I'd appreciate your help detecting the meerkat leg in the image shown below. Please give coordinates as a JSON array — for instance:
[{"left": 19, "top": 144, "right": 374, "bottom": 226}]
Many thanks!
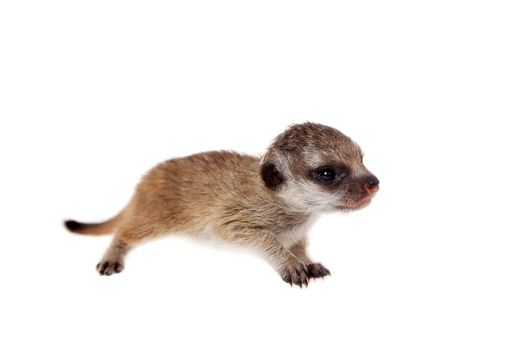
[
  {"left": 95, "top": 211, "right": 176, "bottom": 276},
  {"left": 288, "top": 239, "right": 313, "bottom": 264},
  {"left": 96, "top": 223, "right": 150, "bottom": 276},
  {"left": 221, "top": 229, "right": 310, "bottom": 287},
  {"left": 289, "top": 239, "right": 331, "bottom": 279},
  {"left": 96, "top": 237, "right": 130, "bottom": 275}
]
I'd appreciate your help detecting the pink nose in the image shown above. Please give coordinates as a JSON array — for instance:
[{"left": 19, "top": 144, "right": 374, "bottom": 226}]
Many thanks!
[{"left": 364, "top": 176, "right": 380, "bottom": 194}]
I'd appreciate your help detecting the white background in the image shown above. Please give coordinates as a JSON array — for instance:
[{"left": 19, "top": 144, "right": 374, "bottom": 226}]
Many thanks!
[{"left": 1, "top": 1, "right": 524, "bottom": 349}]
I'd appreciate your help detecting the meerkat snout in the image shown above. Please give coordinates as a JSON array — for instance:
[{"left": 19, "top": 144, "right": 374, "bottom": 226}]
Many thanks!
[{"left": 65, "top": 122, "right": 379, "bottom": 287}]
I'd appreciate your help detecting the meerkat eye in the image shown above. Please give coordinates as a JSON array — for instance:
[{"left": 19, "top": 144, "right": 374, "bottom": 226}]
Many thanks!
[{"left": 316, "top": 167, "right": 338, "bottom": 182}]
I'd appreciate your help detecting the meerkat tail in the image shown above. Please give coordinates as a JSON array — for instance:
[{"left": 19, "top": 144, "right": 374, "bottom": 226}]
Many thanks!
[{"left": 64, "top": 213, "right": 122, "bottom": 235}]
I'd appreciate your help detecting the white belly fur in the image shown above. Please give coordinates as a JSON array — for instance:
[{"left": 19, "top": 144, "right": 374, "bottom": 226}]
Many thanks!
[{"left": 181, "top": 215, "right": 319, "bottom": 250}]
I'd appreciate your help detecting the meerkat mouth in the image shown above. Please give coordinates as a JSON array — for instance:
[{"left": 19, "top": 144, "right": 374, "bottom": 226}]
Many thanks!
[{"left": 337, "top": 194, "right": 376, "bottom": 210}]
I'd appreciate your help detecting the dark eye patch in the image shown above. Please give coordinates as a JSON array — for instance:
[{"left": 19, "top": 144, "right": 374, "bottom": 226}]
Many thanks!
[
  {"left": 311, "top": 164, "right": 349, "bottom": 186},
  {"left": 317, "top": 167, "right": 337, "bottom": 181}
]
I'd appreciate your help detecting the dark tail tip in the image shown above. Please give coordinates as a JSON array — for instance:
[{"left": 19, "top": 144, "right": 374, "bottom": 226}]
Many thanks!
[{"left": 64, "top": 220, "right": 82, "bottom": 232}]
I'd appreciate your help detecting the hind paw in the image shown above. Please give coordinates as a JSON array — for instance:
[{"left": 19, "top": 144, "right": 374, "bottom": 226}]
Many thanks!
[{"left": 96, "top": 259, "right": 124, "bottom": 276}]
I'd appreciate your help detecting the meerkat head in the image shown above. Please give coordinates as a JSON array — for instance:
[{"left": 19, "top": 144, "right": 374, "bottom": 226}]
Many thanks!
[{"left": 260, "top": 122, "right": 379, "bottom": 212}]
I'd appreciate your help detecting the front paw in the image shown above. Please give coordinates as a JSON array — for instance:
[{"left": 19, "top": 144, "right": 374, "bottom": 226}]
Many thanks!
[
  {"left": 307, "top": 263, "right": 331, "bottom": 279},
  {"left": 279, "top": 258, "right": 309, "bottom": 288}
]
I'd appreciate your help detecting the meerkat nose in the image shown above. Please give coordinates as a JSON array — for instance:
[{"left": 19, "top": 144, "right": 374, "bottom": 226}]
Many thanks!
[{"left": 364, "top": 176, "right": 380, "bottom": 194}]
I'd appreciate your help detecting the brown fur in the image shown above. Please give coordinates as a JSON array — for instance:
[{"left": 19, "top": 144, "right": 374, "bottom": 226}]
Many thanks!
[{"left": 65, "top": 122, "right": 379, "bottom": 287}]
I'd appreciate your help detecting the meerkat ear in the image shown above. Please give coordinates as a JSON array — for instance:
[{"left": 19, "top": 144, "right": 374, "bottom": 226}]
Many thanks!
[{"left": 261, "top": 161, "right": 284, "bottom": 190}]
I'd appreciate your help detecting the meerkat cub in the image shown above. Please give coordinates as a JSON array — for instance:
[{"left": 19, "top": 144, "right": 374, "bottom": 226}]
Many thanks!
[{"left": 65, "top": 122, "right": 379, "bottom": 287}]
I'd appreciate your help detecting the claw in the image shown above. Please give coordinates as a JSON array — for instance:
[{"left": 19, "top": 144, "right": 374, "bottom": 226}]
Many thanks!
[{"left": 307, "top": 263, "right": 331, "bottom": 279}]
